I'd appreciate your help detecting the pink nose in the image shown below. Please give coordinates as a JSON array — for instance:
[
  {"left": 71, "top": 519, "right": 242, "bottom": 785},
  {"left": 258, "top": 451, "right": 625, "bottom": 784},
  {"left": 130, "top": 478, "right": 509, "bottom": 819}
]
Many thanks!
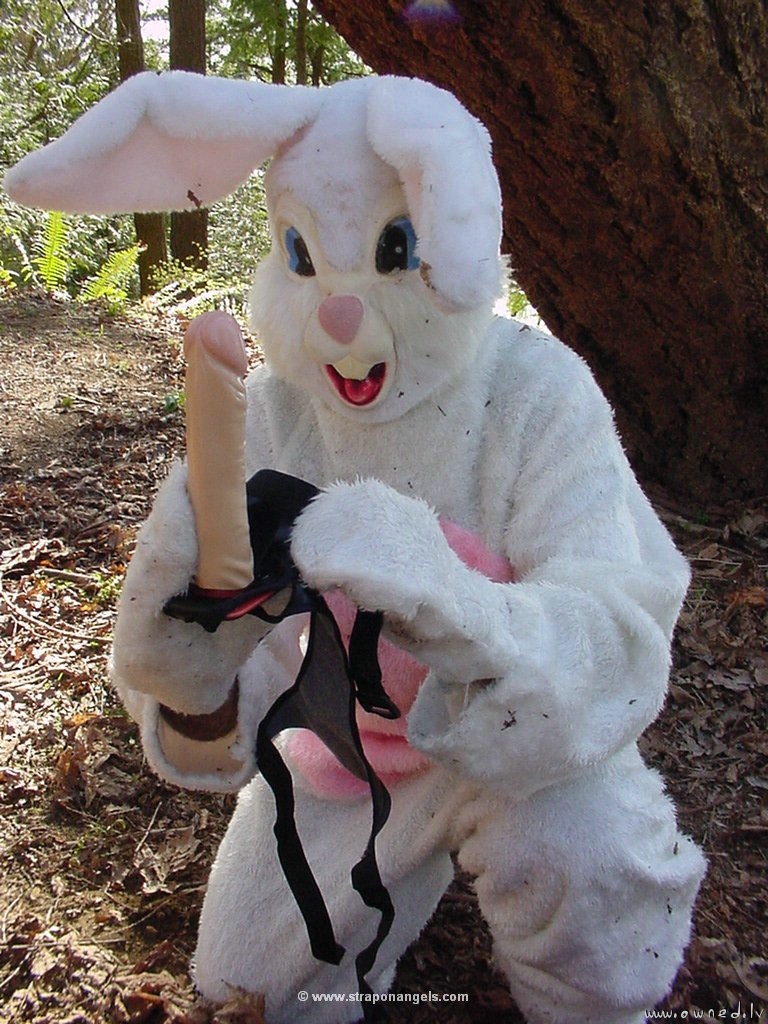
[{"left": 318, "top": 295, "right": 364, "bottom": 345}]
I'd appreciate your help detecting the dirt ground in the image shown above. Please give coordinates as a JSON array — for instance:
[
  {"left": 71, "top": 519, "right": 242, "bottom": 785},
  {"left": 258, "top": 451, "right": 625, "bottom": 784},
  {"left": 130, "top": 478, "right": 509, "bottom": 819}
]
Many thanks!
[{"left": 0, "top": 291, "right": 766, "bottom": 1023}]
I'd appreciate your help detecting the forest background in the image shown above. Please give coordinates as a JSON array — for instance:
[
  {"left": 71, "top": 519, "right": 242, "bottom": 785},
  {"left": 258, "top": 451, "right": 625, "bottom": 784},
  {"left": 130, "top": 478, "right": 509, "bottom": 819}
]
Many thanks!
[
  {"left": 0, "top": 0, "right": 371, "bottom": 310},
  {"left": 0, "top": 3, "right": 766, "bottom": 1023}
]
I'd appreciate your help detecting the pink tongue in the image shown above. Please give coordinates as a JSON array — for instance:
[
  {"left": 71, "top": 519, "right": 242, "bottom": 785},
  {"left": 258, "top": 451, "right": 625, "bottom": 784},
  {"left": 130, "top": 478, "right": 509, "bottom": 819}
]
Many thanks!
[
  {"left": 341, "top": 374, "right": 382, "bottom": 405},
  {"left": 331, "top": 363, "right": 385, "bottom": 406}
]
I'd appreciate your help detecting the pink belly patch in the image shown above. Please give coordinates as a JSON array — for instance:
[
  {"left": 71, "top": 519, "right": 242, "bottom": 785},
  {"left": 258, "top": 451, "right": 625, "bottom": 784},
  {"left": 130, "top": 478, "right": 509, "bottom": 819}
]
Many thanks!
[{"left": 284, "top": 518, "right": 514, "bottom": 799}]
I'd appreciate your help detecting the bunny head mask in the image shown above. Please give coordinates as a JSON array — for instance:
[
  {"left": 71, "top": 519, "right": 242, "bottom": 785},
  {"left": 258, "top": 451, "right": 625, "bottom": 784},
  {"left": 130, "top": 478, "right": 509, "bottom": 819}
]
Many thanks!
[{"left": 5, "top": 73, "right": 503, "bottom": 421}]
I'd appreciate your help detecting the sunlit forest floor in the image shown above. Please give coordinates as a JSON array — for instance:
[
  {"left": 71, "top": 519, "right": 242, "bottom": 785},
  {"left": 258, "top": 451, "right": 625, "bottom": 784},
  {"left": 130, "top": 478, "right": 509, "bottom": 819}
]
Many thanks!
[{"left": 1, "top": 292, "right": 765, "bottom": 1023}]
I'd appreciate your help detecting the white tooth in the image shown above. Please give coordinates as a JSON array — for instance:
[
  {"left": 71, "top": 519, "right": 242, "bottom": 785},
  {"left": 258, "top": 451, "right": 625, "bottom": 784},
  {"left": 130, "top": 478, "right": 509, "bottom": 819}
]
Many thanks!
[{"left": 333, "top": 355, "right": 374, "bottom": 380}]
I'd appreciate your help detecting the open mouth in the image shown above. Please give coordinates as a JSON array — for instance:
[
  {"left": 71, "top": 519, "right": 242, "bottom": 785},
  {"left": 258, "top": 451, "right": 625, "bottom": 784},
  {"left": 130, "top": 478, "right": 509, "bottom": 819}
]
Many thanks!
[{"left": 325, "top": 357, "right": 387, "bottom": 407}]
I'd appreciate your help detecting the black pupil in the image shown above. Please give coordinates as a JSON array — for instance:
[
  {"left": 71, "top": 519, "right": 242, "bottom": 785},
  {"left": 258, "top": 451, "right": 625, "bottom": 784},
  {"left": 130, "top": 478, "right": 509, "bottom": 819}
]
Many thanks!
[
  {"left": 376, "top": 225, "right": 409, "bottom": 274},
  {"left": 294, "top": 234, "right": 314, "bottom": 276}
]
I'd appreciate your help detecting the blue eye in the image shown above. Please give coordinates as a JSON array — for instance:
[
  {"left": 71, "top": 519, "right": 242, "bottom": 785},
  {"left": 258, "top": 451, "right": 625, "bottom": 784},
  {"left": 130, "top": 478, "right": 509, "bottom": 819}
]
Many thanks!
[
  {"left": 376, "top": 217, "right": 419, "bottom": 274},
  {"left": 285, "top": 227, "right": 315, "bottom": 277}
]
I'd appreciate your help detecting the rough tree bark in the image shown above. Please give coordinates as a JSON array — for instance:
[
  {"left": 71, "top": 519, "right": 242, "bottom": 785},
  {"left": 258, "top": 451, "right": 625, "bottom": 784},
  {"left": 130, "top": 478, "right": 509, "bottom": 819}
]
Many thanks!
[
  {"left": 295, "top": 0, "right": 309, "bottom": 85},
  {"left": 115, "top": 0, "right": 167, "bottom": 296},
  {"left": 169, "top": 0, "right": 208, "bottom": 270},
  {"left": 273, "top": 0, "right": 288, "bottom": 84},
  {"left": 313, "top": 0, "right": 768, "bottom": 503}
]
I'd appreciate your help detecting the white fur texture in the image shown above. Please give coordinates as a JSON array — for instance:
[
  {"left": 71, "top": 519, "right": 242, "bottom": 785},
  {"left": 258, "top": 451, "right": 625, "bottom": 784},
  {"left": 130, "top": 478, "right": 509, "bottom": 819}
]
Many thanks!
[
  {"left": 367, "top": 76, "right": 502, "bottom": 308},
  {"left": 4, "top": 73, "right": 501, "bottom": 312},
  {"left": 3, "top": 71, "right": 322, "bottom": 214},
  {"left": 108, "top": 317, "right": 705, "bottom": 1020},
  {"left": 184, "top": 318, "right": 705, "bottom": 1020},
  {"left": 7, "top": 72, "right": 706, "bottom": 1022},
  {"left": 193, "top": 748, "right": 703, "bottom": 1024}
]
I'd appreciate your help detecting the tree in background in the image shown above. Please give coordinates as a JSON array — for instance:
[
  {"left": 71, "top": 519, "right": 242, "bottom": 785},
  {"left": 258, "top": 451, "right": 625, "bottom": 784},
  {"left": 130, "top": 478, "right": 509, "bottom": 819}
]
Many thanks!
[
  {"left": 115, "top": 0, "right": 167, "bottom": 295},
  {"left": 169, "top": 0, "right": 209, "bottom": 272},
  {"left": 0, "top": 0, "right": 116, "bottom": 161},
  {"left": 0, "top": 1, "right": 135, "bottom": 287},
  {"left": 207, "top": 0, "right": 367, "bottom": 85},
  {"left": 0, "top": 1, "right": 365, "bottom": 298},
  {"left": 313, "top": 0, "right": 767, "bottom": 503}
]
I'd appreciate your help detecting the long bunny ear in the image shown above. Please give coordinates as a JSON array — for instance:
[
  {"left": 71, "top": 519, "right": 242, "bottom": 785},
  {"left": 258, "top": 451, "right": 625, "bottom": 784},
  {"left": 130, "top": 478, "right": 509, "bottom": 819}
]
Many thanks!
[
  {"left": 3, "top": 71, "right": 323, "bottom": 215},
  {"left": 366, "top": 77, "right": 502, "bottom": 310}
]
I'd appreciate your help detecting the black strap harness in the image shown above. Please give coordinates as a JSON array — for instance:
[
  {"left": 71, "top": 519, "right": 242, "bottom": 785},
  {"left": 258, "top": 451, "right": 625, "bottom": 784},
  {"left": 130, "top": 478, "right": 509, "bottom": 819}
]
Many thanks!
[{"left": 164, "top": 469, "right": 399, "bottom": 1003}]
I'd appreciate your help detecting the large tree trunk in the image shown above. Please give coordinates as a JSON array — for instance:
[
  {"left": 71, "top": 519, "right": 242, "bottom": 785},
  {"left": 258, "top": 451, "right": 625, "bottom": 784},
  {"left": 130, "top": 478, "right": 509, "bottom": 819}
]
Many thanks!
[
  {"left": 295, "top": 0, "right": 309, "bottom": 85},
  {"left": 313, "top": 0, "right": 768, "bottom": 503},
  {"left": 273, "top": 0, "right": 288, "bottom": 84},
  {"left": 115, "top": 0, "right": 167, "bottom": 296},
  {"left": 169, "top": 0, "right": 208, "bottom": 271}
]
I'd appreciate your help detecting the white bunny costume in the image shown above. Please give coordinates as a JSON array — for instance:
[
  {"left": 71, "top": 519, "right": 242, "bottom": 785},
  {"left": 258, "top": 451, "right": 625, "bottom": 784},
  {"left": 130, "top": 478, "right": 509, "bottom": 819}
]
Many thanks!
[{"left": 6, "top": 73, "right": 705, "bottom": 1024}]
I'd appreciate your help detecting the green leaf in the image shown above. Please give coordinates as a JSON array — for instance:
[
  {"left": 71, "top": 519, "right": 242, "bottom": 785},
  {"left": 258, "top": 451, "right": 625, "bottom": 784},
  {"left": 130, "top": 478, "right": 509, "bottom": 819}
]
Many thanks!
[
  {"left": 507, "top": 286, "right": 530, "bottom": 318},
  {"left": 32, "top": 211, "right": 71, "bottom": 292},
  {"left": 80, "top": 244, "right": 141, "bottom": 305}
]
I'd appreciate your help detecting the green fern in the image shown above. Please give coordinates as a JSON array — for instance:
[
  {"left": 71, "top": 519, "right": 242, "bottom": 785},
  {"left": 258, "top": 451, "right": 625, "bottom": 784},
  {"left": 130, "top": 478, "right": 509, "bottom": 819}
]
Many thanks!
[
  {"left": 0, "top": 265, "right": 16, "bottom": 291},
  {"left": 0, "top": 205, "right": 33, "bottom": 284},
  {"left": 80, "top": 244, "right": 141, "bottom": 306},
  {"left": 32, "top": 211, "right": 71, "bottom": 292}
]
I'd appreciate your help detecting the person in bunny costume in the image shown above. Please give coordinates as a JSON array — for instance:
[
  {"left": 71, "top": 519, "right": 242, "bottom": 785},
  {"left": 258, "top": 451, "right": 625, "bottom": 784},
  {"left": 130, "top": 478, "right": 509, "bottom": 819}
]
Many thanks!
[{"left": 6, "top": 72, "right": 705, "bottom": 1024}]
